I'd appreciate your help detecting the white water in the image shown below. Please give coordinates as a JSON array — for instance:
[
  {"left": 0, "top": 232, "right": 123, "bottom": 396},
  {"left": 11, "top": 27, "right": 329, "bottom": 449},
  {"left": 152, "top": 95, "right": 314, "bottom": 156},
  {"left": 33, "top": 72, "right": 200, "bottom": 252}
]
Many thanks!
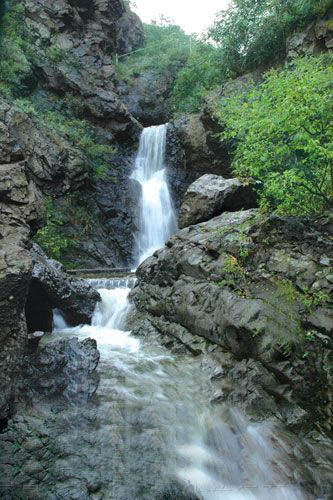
[
  {"left": 49, "top": 125, "right": 306, "bottom": 498},
  {"left": 51, "top": 282, "right": 306, "bottom": 499},
  {"left": 131, "top": 124, "right": 177, "bottom": 266}
]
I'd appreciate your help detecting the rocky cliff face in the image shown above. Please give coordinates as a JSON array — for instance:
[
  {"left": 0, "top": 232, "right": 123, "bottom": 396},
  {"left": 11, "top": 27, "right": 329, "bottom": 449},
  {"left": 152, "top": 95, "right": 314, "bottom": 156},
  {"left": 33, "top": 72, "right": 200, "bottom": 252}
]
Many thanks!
[
  {"left": 22, "top": 0, "right": 143, "bottom": 139},
  {"left": 0, "top": 0, "right": 146, "bottom": 265},
  {"left": 287, "top": 8, "right": 333, "bottom": 59},
  {"left": 0, "top": 0, "right": 147, "bottom": 424},
  {"left": 0, "top": 98, "right": 46, "bottom": 427}
]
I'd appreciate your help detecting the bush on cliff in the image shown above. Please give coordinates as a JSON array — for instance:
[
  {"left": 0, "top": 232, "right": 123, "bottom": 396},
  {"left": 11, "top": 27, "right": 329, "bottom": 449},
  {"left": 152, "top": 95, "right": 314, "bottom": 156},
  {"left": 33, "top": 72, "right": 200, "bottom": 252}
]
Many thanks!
[
  {"left": 116, "top": 20, "right": 191, "bottom": 81},
  {"left": 34, "top": 198, "right": 74, "bottom": 262},
  {"left": 0, "top": 3, "right": 36, "bottom": 97},
  {"left": 216, "top": 54, "right": 333, "bottom": 215},
  {"left": 171, "top": 0, "right": 333, "bottom": 115},
  {"left": 171, "top": 42, "right": 225, "bottom": 115},
  {"left": 208, "top": 0, "right": 333, "bottom": 76}
]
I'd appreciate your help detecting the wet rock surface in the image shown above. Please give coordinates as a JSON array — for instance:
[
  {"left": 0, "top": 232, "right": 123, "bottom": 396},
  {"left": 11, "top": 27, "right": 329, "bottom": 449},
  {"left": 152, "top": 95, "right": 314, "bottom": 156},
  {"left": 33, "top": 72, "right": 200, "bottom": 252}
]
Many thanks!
[
  {"left": 130, "top": 209, "right": 333, "bottom": 496},
  {"left": 26, "top": 244, "right": 100, "bottom": 331},
  {"left": 2, "top": 327, "right": 331, "bottom": 499},
  {"left": 24, "top": 337, "right": 100, "bottom": 408},
  {"left": 0, "top": 333, "right": 206, "bottom": 500},
  {"left": 0, "top": 336, "right": 101, "bottom": 499},
  {"left": 179, "top": 174, "right": 258, "bottom": 228}
]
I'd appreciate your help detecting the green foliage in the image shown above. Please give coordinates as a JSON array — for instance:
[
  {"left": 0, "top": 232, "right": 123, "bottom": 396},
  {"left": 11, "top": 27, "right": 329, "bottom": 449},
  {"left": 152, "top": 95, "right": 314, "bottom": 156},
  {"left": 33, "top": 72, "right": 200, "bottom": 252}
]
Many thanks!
[
  {"left": 260, "top": 278, "right": 303, "bottom": 355},
  {"left": 171, "top": 42, "right": 225, "bottom": 115},
  {"left": 45, "top": 111, "right": 115, "bottom": 180},
  {"left": 46, "top": 45, "right": 67, "bottom": 64},
  {"left": 13, "top": 97, "right": 38, "bottom": 116},
  {"left": 301, "top": 289, "right": 331, "bottom": 313},
  {"left": 170, "top": 0, "right": 333, "bottom": 115},
  {"left": 208, "top": 0, "right": 333, "bottom": 76},
  {"left": 34, "top": 198, "right": 73, "bottom": 262},
  {"left": 13, "top": 96, "right": 116, "bottom": 181},
  {"left": 0, "top": 3, "right": 36, "bottom": 97},
  {"left": 116, "top": 21, "right": 191, "bottom": 81},
  {"left": 216, "top": 54, "right": 333, "bottom": 214}
]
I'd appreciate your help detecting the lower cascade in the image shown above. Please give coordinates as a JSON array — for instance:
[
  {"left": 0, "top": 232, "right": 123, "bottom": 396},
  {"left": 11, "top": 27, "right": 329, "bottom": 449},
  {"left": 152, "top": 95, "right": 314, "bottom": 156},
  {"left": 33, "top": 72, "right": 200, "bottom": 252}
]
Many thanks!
[{"left": 51, "top": 281, "right": 305, "bottom": 500}]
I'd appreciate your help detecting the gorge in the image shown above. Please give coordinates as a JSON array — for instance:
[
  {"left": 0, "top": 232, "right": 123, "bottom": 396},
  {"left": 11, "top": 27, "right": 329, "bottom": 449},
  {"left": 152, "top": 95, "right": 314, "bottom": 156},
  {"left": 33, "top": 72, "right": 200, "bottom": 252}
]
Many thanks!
[
  {"left": 0, "top": 125, "right": 319, "bottom": 499},
  {"left": 0, "top": 1, "right": 332, "bottom": 499}
]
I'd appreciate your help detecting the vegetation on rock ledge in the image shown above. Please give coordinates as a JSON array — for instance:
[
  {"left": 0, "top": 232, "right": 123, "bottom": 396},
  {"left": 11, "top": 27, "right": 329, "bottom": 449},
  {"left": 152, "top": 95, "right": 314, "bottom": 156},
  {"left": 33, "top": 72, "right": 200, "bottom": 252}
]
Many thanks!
[{"left": 216, "top": 54, "right": 333, "bottom": 215}]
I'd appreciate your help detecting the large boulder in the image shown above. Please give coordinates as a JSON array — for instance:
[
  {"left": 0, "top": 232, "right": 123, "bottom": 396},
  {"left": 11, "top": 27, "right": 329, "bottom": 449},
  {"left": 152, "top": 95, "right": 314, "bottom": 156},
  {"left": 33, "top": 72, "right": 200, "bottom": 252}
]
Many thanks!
[
  {"left": 178, "top": 174, "right": 258, "bottom": 228},
  {"left": 0, "top": 337, "right": 101, "bottom": 498},
  {"left": 165, "top": 74, "right": 262, "bottom": 204},
  {"left": 26, "top": 244, "right": 101, "bottom": 332},
  {"left": 23, "top": 337, "right": 100, "bottom": 408}
]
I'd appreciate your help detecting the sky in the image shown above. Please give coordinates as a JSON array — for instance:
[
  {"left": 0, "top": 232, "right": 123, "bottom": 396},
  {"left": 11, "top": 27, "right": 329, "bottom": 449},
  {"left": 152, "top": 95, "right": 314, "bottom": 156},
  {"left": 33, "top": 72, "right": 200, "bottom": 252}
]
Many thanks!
[{"left": 132, "top": 0, "right": 231, "bottom": 35}]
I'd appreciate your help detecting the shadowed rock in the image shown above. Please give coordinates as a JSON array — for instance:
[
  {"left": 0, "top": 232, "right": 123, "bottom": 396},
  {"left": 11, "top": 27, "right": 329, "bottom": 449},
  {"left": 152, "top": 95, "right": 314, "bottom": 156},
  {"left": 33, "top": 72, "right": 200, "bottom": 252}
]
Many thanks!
[{"left": 26, "top": 244, "right": 101, "bottom": 332}]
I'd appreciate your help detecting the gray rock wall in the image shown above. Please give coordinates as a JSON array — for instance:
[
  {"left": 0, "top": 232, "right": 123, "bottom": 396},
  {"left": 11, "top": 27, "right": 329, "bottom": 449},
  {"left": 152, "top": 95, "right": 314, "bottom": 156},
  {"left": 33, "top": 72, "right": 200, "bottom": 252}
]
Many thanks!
[
  {"left": 0, "top": 109, "right": 45, "bottom": 425},
  {"left": 130, "top": 209, "right": 333, "bottom": 440}
]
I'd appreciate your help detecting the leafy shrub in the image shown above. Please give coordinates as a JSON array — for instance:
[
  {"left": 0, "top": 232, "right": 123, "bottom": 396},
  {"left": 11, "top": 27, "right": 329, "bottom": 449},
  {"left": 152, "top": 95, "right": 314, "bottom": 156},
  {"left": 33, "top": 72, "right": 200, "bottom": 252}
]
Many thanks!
[
  {"left": 0, "top": 3, "right": 36, "bottom": 97},
  {"left": 216, "top": 54, "right": 333, "bottom": 214},
  {"left": 34, "top": 198, "right": 74, "bottom": 262},
  {"left": 208, "top": 0, "right": 333, "bottom": 76},
  {"left": 172, "top": 0, "right": 333, "bottom": 115},
  {"left": 116, "top": 20, "right": 191, "bottom": 82},
  {"left": 171, "top": 42, "right": 225, "bottom": 115}
]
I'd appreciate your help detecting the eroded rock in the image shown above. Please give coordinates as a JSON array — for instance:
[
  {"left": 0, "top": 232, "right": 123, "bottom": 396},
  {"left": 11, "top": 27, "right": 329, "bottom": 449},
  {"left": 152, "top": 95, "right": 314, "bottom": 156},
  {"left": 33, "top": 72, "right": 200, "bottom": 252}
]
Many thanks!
[
  {"left": 287, "top": 9, "right": 333, "bottom": 59},
  {"left": 0, "top": 147, "right": 45, "bottom": 425},
  {"left": 26, "top": 244, "right": 101, "bottom": 332},
  {"left": 22, "top": 0, "right": 143, "bottom": 139}
]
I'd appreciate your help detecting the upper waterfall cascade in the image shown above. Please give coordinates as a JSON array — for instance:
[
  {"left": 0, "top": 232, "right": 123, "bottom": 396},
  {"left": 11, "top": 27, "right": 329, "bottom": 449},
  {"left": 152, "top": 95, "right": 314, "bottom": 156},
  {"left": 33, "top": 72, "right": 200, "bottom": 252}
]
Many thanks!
[{"left": 131, "top": 124, "right": 177, "bottom": 266}]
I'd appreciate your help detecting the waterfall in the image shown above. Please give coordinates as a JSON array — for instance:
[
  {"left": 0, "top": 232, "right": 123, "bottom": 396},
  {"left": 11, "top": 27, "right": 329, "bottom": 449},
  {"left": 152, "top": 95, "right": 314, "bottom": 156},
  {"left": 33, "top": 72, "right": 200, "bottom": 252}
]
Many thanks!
[
  {"left": 44, "top": 126, "right": 305, "bottom": 498},
  {"left": 131, "top": 124, "right": 177, "bottom": 266}
]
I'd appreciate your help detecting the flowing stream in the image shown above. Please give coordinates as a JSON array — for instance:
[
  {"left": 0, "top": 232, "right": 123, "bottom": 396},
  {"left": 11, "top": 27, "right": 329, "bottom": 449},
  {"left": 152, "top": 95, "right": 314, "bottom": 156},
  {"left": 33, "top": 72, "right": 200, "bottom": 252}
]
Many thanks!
[{"left": 50, "top": 126, "right": 306, "bottom": 499}]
